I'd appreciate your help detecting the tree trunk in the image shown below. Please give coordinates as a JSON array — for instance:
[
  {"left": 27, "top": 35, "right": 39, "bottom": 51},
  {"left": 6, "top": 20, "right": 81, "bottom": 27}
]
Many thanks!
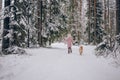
[
  {"left": 108, "top": 0, "right": 110, "bottom": 33},
  {"left": 94, "top": 0, "right": 96, "bottom": 45},
  {"left": 116, "top": 0, "right": 120, "bottom": 35},
  {"left": 37, "top": 0, "right": 42, "bottom": 47},
  {"left": 104, "top": 0, "right": 107, "bottom": 31},
  {"left": 2, "top": 0, "right": 10, "bottom": 52},
  {"left": 88, "top": 0, "right": 91, "bottom": 44}
]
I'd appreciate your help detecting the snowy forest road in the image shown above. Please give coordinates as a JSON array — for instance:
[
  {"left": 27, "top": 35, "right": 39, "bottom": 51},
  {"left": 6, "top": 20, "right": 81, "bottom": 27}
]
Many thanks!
[{"left": 0, "top": 43, "right": 120, "bottom": 80}]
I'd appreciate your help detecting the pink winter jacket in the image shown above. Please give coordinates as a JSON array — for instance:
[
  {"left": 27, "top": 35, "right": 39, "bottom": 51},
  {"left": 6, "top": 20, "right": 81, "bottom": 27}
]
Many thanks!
[{"left": 66, "top": 37, "right": 73, "bottom": 48}]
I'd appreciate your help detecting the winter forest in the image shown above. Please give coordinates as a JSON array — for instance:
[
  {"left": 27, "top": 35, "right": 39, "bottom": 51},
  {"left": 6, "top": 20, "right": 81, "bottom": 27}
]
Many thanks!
[{"left": 0, "top": 0, "right": 120, "bottom": 80}]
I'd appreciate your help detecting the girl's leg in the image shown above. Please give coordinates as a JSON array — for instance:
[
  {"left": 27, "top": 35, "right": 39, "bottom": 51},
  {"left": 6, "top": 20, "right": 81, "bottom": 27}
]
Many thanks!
[
  {"left": 70, "top": 47, "right": 72, "bottom": 53},
  {"left": 69, "top": 47, "right": 72, "bottom": 53},
  {"left": 68, "top": 47, "right": 72, "bottom": 53},
  {"left": 68, "top": 47, "right": 70, "bottom": 54}
]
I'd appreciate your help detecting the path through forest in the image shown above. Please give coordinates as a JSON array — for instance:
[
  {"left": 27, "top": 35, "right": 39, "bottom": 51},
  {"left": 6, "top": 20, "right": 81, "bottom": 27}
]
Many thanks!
[{"left": 0, "top": 43, "right": 120, "bottom": 80}]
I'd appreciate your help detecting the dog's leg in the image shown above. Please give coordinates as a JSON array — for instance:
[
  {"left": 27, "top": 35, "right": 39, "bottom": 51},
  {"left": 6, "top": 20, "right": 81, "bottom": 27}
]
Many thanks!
[
  {"left": 80, "top": 52, "right": 82, "bottom": 55},
  {"left": 80, "top": 51, "right": 81, "bottom": 55},
  {"left": 80, "top": 51, "right": 82, "bottom": 55}
]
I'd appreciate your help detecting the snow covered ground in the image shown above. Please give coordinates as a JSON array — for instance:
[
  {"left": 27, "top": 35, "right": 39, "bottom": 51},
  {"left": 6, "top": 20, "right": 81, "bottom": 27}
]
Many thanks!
[{"left": 0, "top": 43, "right": 120, "bottom": 80}]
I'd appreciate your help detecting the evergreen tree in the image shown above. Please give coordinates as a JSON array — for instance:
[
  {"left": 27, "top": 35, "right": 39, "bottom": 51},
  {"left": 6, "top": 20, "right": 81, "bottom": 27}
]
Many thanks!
[
  {"left": 1, "top": 0, "right": 30, "bottom": 54},
  {"left": 86, "top": 0, "right": 105, "bottom": 44},
  {"left": 41, "top": 0, "right": 68, "bottom": 46},
  {"left": 95, "top": 0, "right": 120, "bottom": 61}
]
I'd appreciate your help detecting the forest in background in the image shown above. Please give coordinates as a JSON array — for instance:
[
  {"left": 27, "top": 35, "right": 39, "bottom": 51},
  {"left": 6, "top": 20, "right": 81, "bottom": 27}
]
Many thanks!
[{"left": 0, "top": 0, "right": 120, "bottom": 61}]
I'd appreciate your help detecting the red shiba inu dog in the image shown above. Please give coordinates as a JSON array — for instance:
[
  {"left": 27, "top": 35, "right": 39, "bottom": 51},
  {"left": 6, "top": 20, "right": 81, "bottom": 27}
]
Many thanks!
[{"left": 79, "top": 45, "right": 83, "bottom": 55}]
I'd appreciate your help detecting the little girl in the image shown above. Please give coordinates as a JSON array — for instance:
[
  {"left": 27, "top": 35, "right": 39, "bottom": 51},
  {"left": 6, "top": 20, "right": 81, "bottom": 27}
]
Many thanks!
[{"left": 65, "top": 34, "right": 73, "bottom": 54}]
